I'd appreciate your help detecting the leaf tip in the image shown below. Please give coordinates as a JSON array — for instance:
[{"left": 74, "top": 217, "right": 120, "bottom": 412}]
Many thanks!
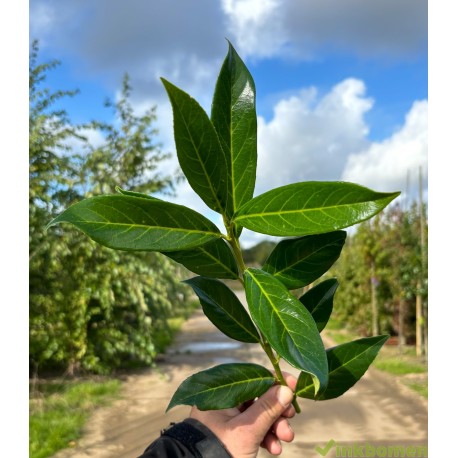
[
  {"left": 160, "top": 77, "right": 173, "bottom": 92},
  {"left": 165, "top": 400, "right": 174, "bottom": 412},
  {"left": 181, "top": 277, "right": 196, "bottom": 287},
  {"left": 224, "top": 37, "right": 235, "bottom": 49},
  {"left": 380, "top": 334, "right": 390, "bottom": 344}
]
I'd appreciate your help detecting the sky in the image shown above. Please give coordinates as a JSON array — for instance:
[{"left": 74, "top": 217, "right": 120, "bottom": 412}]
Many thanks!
[{"left": 28, "top": 0, "right": 428, "bottom": 248}]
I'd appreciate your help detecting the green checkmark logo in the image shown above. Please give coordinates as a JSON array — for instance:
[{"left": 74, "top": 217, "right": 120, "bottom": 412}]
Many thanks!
[{"left": 315, "top": 439, "right": 336, "bottom": 456}]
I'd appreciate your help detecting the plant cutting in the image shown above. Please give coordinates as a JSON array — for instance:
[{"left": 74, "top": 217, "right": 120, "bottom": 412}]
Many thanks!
[{"left": 47, "top": 42, "right": 399, "bottom": 415}]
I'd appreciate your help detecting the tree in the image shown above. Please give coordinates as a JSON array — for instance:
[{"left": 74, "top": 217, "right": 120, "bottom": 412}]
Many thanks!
[
  {"left": 29, "top": 43, "right": 192, "bottom": 375},
  {"left": 81, "top": 74, "right": 173, "bottom": 197},
  {"left": 29, "top": 40, "right": 87, "bottom": 373},
  {"left": 330, "top": 201, "right": 427, "bottom": 343},
  {"left": 29, "top": 40, "right": 83, "bottom": 263}
]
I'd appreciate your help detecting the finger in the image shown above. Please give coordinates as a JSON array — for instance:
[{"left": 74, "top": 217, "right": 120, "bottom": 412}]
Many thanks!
[
  {"left": 281, "top": 371, "right": 298, "bottom": 391},
  {"left": 281, "top": 404, "right": 296, "bottom": 418},
  {"left": 242, "top": 397, "right": 294, "bottom": 417},
  {"left": 233, "top": 385, "right": 294, "bottom": 440},
  {"left": 261, "top": 432, "right": 282, "bottom": 456},
  {"left": 272, "top": 417, "right": 294, "bottom": 443}
]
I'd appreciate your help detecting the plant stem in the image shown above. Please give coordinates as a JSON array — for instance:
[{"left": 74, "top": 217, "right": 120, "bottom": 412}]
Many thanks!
[
  {"left": 226, "top": 223, "right": 301, "bottom": 414},
  {"left": 227, "top": 230, "right": 247, "bottom": 275},
  {"left": 261, "top": 339, "right": 301, "bottom": 414}
]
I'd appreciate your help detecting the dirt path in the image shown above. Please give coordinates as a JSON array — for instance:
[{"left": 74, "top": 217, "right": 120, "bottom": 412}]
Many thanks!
[{"left": 54, "top": 295, "right": 428, "bottom": 458}]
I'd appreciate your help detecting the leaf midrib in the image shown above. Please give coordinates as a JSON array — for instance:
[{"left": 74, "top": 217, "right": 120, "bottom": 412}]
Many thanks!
[
  {"left": 268, "top": 242, "right": 338, "bottom": 278},
  {"left": 236, "top": 200, "right": 381, "bottom": 220},
  {"left": 196, "top": 286, "right": 258, "bottom": 341},
  {"left": 299, "top": 338, "right": 385, "bottom": 393},
  {"left": 180, "top": 375, "right": 272, "bottom": 401},
  {"left": 174, "top": 93, "right": 225, "bottom": 215},
  {"left": 247, "top": 271, "right": 307, "bottom": 354},
  {"left": 307, "top": 284, "right": 337, "bottom": 316},
  {"left": 70, "top": 220, "right": 220, "bottom": 237},
  {"left": 327, "top": 339, "right": 386, "bottom": 377},
  {"left": 199, "top": 246, "right": 238, "bottom": 277}
]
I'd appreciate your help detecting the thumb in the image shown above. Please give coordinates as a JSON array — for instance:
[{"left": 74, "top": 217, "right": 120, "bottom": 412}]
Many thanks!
[{"left": 235, "top": 385, "right": 294, "bottom": 438}]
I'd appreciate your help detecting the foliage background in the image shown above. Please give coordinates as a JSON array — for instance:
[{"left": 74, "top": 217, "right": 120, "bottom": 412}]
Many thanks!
[{"left": 29, "top": 43, "right": 195, "bottom": 376}]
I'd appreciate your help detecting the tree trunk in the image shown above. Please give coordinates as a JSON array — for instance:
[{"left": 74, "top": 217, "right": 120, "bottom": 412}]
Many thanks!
[
  {"left": 416, "top": 281, "right": 425, "bottom": 356},
  {"left": 417, "top": 167, "right": 427, "bottom": 357},
  {"left": 398, "top": 298, "right": 406, "bottom": 352},
  {"left": 371, "top": 261, "right": 380, "bottom": 336}
]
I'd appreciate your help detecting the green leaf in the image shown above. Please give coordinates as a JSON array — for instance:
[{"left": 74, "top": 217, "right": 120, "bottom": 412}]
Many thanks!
[
  {"left": 262, "top": 231, "right": 346, "bottom": 289},
  {"left": 299, "top": 279, "right": 339, "bottom": 332},
  {"left": 296, "top": 335, "right": 389, "bottom": 400},
  {"left": 163, "top": 239, "right": 239, "bottom": 279},
  {"left": 211, "top": 41, "right": 257, "bottom": 216},
  {"left": 244, "top": 268, "right": 328, "bottom": 394},
  {"left": 161, "top": 78, "right": 229, "bottom": 215},
  {"left": 184, "top": 277, "right": 259, "bottom": 343},
  {"left": 234, "top": 182, "right": 400, "bottom": 236},
  {"left": 167, "top": 363, "right": 275, "bottom": 411},
  {"left": 47, "top": 195, "right": 223, "bottom": 252}
]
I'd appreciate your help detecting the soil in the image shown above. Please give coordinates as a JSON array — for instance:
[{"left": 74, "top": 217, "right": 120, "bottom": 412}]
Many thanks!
[{"left": 53, "top": 292, "right": 428, "bottom": 458}]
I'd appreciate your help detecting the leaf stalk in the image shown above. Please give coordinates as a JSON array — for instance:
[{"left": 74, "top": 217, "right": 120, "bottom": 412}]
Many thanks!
[{"left": 261, "top": 339, "right": 301, "bottom": 413}]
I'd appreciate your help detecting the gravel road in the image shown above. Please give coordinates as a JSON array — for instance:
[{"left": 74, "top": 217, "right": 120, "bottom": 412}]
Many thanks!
[{"left": 53, "top": 296, "right": 428, "bottom": 458}]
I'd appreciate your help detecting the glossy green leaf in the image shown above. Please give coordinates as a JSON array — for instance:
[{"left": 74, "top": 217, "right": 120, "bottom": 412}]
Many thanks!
[
  {"left": 185, "top": 277, "right": 259, "bottom": 343},
  {"left": 299, "top": 279, "right": 339, "bottom": 332},
  {"left": 167, "top": 363, "right": 275, "bottom": 411},
  {"left": 211, "top": 41, "right": 257, "bottom": 216},
  {"left": 244, "top": 268, "right": 328, "bottom": 394},
  {"left": 234, "top": 182, "right": 400, "bottom": 236},
  {"left": 161, "top": 78, "right": 229, "bottom": 215},
  {"left": 163, "top": 239, "right": 239, "bottom": 279},
  {"left": 262, "top": 231, "right": 346, "bottom": 289},
  {"left": 47, "top": 195, "right": 223, "bottom": 252},
  {"left": 296, "top": 335, "right": 389, "bottom": 400}
]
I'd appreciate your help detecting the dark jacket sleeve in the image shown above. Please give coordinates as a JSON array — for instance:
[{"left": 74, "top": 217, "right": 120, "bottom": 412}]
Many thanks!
[{"left": 137, "top": 418, "right": 232, "bottom": 458}]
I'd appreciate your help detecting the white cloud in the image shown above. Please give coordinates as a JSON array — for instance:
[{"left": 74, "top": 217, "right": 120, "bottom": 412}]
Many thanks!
[
  {"left": 29, "top": 0, "right": 227, "bottom": 105},
  {"left": 256, "top": 78, "right": 372, "bottom": 193},
  {"left": 342, "top": 100, "right": 428, "bottom": 193},
  {"left": 221, "top": 0, "right": 285, "bottom": 58},
  {"left": 253, "top": 82, "right": 427, "bottom": 226},
  {"left": 223, "top": 0, "right": 427, "bottom": 60}
]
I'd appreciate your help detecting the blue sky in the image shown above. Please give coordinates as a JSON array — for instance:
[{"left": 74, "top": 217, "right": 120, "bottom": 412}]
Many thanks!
[{"left": 28, "top": 0, "right": 428, "bottom": 247}]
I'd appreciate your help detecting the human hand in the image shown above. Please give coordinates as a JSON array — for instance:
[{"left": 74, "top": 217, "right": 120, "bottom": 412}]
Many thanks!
[{"left": 190, "top": 372, "right": 297, "bottom": 457}]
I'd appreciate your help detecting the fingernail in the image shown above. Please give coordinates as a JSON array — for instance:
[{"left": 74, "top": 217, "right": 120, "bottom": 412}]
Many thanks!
[{"left": 277, "top": 385, "right": 293, "bottom": 407}]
